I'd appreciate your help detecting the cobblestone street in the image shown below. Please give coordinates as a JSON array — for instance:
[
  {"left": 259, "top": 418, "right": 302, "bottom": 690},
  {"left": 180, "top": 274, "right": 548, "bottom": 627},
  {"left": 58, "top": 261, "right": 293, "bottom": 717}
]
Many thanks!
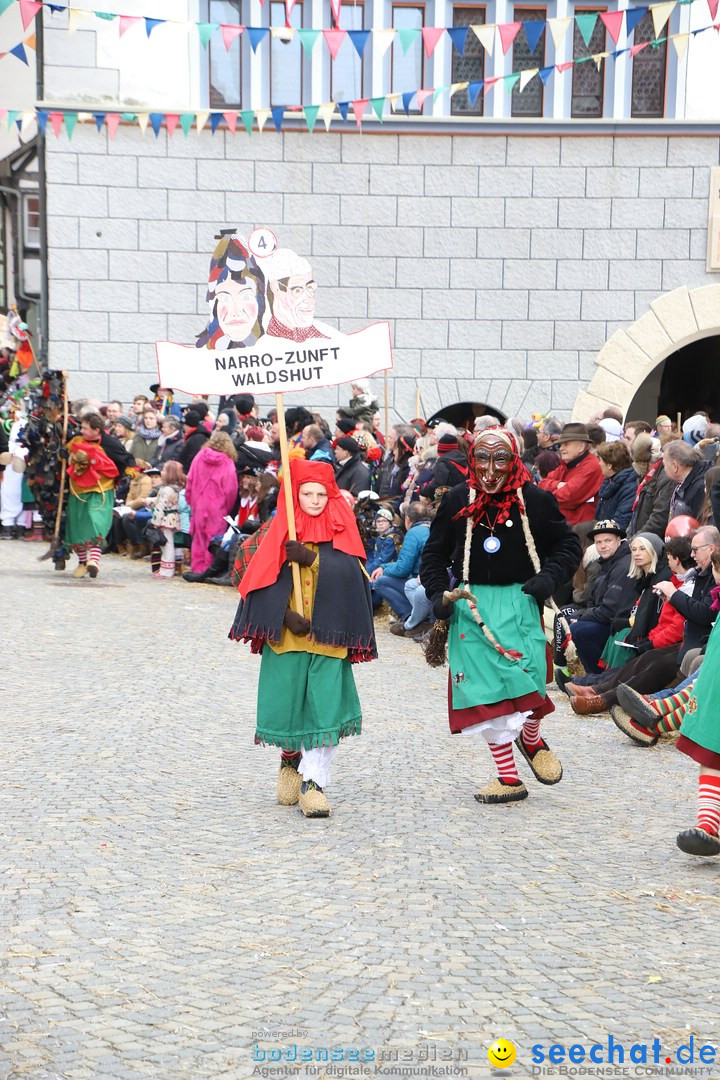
[{"left": 1, "top": 540, "right": 718, "bottom": 1080}]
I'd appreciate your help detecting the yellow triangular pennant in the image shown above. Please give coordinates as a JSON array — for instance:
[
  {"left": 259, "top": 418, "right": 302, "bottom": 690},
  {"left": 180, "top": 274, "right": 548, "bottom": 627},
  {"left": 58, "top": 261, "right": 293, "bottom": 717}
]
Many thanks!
[
  {"left": 472, "top": 23, "right": 495, "bottom": 56},
  {"left": 196, "top": 110, "right": 209, "bottom": 132},
  {"left": 67, "top": 7, "right": 93, "bottom": 33},
  {"left": 270, "top": 26, "right": 294, "bottom": 40},
  {"left": 373, "top": 28, "right": 395, "bottom": 58},
  {"left": 136, "top": 113, "right": 149, "bottom": 135},
  {"left": 318, "top": 102, "right": 336, "bottom": 131},
  {"left": 548, "top": 16, "right": 573, "bottom": 50},
  {"left": 255, "top": 109, "right": 270, "bottom": 132},
  {"left": 672, "top": 31, "right": 689, "bottom": 60},
  {"left": 519, "top": 67, "right": 538, "bottom": 91},
  {"left": 651, "top": 1, "right": 676, "bottom": 39}
]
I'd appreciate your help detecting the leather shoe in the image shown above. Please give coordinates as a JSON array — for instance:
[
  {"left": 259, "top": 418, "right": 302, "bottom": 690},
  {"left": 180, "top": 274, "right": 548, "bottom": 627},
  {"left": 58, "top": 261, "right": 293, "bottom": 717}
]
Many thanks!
[
  {"left": 566, "top": 682, "right": 598, "bottom": 698},
  {"left": 389, "top": 621, "right": 407, "bottom": 637},
  {"left": 570, "top": 693, "right": 607, "bottom": 715}
]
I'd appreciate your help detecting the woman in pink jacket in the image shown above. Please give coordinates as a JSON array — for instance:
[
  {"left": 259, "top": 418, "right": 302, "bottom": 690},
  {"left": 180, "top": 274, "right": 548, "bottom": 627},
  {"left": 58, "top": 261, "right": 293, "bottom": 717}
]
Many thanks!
[{"left": 185, "top": 431, "right": 239, "bottom": 573}]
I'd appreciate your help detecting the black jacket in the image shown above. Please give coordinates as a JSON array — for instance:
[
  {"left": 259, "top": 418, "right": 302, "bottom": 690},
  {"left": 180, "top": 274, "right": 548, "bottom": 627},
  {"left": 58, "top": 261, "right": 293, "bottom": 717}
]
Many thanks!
[
  {"left": 671, "top": 563, "right": 716, "bottom": 660},
  {"left": 161, "top": 431, "right": 184, "bottom": 463},
  {"left": 420, "top": 450, "right": 469, "bottom": 499},
  {"left": 336, "top": 454, "right": 371, "bottom": 497},
  {"left": 575, "top": 543, "right": 632, "bottom": 626},
  {"left": 611, "top": 561, "right": 673, "bottom": 642},
  {"left": 629, "top": 464, "right": 673, "bottom": 539},
  {"left": 669, "top": 459, "right": 711, "bottom": 521},
  {"left": 177, "top": 427, "right": 210, "bottom": 473},
  {"left": 99, "top": 431, "right": 136, "bottom": 477},
  {"left": 419, "top": 482, "right": 582, "bottom": 602}
]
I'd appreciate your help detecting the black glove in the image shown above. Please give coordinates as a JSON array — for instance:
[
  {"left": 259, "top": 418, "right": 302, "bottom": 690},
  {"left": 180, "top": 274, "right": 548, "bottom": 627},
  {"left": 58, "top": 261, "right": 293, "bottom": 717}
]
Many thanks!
[
  {"left": 635, "top": 639, "right": 654, "bottom": 654},
  {"left": 432, "top": 595, "right": 454, "bottom": 621},
  {"left": 284, "top": 609, "right": 312, "bottom": 636},
  {"left": 522, "top": 574, "right": 553, "bottom": 602},
  {"left": 285, "top": 540, "right": 317, "bottom": 567}
]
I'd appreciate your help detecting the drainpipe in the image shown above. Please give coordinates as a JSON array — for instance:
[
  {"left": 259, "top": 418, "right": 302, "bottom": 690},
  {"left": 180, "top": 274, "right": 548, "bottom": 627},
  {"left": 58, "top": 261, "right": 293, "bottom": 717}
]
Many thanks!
[{"left": 36, "top": 9, "right": 49, "bottom": 364}]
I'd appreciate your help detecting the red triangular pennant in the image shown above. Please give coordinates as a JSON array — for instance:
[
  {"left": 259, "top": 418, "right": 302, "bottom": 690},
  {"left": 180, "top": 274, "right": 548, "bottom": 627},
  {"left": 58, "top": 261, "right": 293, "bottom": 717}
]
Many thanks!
[
  {"left": 119, "top": 15, "right": 142, "bottom": 36},
  {"left": 630, "top": 40, "right": 649, "bottom": 56},
  {"left": 421, "top": 26, "right": 444, "bottom": 56},
  {"left": 49, "top": 112, "right": 63, "bottom": 137},
  {"left": 18, "top": 0, "right": 42, "bottom": 31},
  {"left": 498, "top": 21, "right": 521, "bottom": 53},
  {"left": 323, "top": 28, "right": 346, "bottom": 59},
  {"left": 223, "top": 111, "right": 238, "bottom": 133},
  {"left": 352, "top": 98, "right": 369, "bottom": 127},
  {"left": 165, "top": 113, "right": 179, "bottom": 136},
  {"left": 599, "top": 10, "right": 624, "bottom": 44},
  {"left": 106, "top": 113, "right": 121, "bottom": 139},
  {"left": 221, "top": 23, "right": 244, "bottom": 50},
  {"left": 708, "top": 0, "right": 719, "bottom": 18}
]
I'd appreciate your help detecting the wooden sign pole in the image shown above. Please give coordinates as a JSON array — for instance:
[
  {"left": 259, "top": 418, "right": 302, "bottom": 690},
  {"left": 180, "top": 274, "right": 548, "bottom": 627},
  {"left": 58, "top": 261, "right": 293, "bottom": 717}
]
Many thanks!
[
  {"left": 274, "top": 392, "right": 303, "bottom": 614},
  {"left": 383, "top": 371, "right": 390, "bottom": 445}
]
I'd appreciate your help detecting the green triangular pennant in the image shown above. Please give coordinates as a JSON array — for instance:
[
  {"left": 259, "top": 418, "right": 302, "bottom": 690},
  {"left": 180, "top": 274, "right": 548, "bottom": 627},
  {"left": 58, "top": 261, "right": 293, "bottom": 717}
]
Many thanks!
[
  {"left": 95, "top": 11, "right": 117, "bottom": 20},
  {"left": 7, "top": 109, "right": 21, "bottom": 129},
  {"left": 64, "top": 112, "right": 78, "bottom": 139},
  {"left": 304, "top": 104, "right": 319, "bottom": 133},
  {"left": 397, "top": 27, "right": 419, "bottom": 54},
  {"left": 504, "top": 72, "right": 521, "bottom": 91},
  {"left": 297, "top": 28, "right": 321, "bottom": 57},
  {"left": 241, "top": 110, "right": 254, "bottom": 135},
  {"left": 370, "top": 96, "right": 385, "bottom": 121},
  {"left": 575, "top": 12, "right": 598, "bottom": 47},
  {"left": 0, "top": 0, "right": 15, "bottom": 13},
  {"left": 180, "top": 112, "right": 194, "bottom": 136},
  {"left": 197, "top": 22, "right": 218, "bottom": 49}
]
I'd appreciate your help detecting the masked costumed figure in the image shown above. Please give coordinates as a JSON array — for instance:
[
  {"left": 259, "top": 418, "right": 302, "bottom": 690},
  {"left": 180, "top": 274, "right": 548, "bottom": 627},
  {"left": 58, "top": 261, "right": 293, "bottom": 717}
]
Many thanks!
[
  {"left": 230, "top": 459, "right": 377, "bottom": 818},
  {"left": 66, "top": 413, "right": 137, "bottom": 578},
  {"left": 420, "top": 428, "right": 582, "bottom": 804}
]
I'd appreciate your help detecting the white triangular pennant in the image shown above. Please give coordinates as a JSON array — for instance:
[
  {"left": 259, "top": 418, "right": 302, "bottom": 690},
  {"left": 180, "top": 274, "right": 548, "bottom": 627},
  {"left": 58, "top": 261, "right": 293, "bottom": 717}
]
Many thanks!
[
  {"left": 196, "top": 110, "right": 209, "bottom": 132},
  {"left": 519, "top": 67, "right": 538, "bottom": 91},
  {"left": 672, "top": 31, "right": 689, "bottom": 60},
  {"left": 136, "top": 113, "right": 149, "bottom": 135},
  {"left": 548, "top": 16, "right": 572, "bottom": 50},
  {"left": 255, "top": 108, "right": 270, "bottom": 132},
  {"left": 472, "top": 23, "right": 495, "bottom": 56},
  {"left": 373, "top": 28, "right": 395, "bottom": 58},
  {"left": 318, "top": 102, "right": 336, "bottom": 131},
  {"left": 651, "top": 1, "right": 676, "bottom": 39}
]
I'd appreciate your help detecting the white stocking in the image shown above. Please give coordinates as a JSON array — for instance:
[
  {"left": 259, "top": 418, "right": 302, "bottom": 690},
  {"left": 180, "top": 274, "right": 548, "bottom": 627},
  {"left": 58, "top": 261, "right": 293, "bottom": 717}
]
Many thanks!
[{"left": 298, "top": 744, "right": 337, "bottom": 789}]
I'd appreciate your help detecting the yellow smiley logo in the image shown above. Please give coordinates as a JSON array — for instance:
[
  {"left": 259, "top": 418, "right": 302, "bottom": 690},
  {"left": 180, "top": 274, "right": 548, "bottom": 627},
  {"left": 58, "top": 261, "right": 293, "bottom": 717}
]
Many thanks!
[{"left": 488, "top": 1039, "right": 517, "bottom": 1069}]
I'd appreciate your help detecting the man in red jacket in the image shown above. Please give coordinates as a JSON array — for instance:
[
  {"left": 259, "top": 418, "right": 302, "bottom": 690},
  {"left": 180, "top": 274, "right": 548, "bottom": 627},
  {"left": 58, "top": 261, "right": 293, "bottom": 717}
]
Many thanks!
[{"left": 539, "top": 423, "right": 603, "bottom": 526}]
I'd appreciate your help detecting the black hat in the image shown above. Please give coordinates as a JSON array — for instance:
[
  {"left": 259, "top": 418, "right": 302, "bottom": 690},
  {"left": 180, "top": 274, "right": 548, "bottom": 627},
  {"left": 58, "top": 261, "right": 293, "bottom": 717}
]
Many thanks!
[
  {"left": 437, "top": 434, "right": 458, "bottom": 449},
  {"left": 336, "top": 436, "right": 361, "bottom": 455},
  {"left": 426, "top": 416, "right": 449, "bottom": 429},
  {"left": 183, "top": 408, "right": 204, "bottom": 427},
  {"left": 233, "top": 393, "right": 255, "bottom": 416},
  {"left": 557, "top": 422, "right": 592, "bottom": 444},
  {"left": 588, "top": 519, "right": 625, "bottom": 540},
  {"left": 186, "top": 401, "right": 208, "bottom": 418},
  {"left": 336, "top": 419, "right": 356, "bottom": 435}
]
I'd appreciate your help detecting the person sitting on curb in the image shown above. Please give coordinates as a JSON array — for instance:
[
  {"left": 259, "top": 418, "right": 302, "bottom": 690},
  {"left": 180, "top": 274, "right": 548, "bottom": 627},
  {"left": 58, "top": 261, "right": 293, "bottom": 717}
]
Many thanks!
[
  {"left": 370, "top": 502, "right": 432, "bottom": 623},
  {"left": 565, "top": 520, "right": 631, "bottom": 674},
  {"left": 566, "top": 526, "right": 720, "bottom": 715}
]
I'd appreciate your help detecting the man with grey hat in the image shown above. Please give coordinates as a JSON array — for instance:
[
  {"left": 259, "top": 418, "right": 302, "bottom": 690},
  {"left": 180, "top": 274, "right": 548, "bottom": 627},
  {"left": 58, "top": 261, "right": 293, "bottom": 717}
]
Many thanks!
[{"left": 539, "top": 423, "right": 604, "bottom": 528}]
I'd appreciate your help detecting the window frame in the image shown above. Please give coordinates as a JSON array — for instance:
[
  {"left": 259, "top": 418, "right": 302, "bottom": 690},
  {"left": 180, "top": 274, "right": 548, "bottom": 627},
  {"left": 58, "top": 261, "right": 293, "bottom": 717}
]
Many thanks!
[
  {"left": 570, "top": 6, "right": 608, "bottom": 119},
  {"left": 450, "top": 3, "right": 486, "bottom": 117},
  {"left": 390, "top": 1, "right": 426, "bottom": 114},
  {"left": 630, "top": 9, "right": 669, "bottom": 119},
  {"left": 23, "top": 193, "right": 40, "bottom": 251},
  {"left": 330, "top": 0, "right": 367, "bottom": 104},
  {"left": 208, "top": 0, "right": 243, "bottom": 109},
  {"left": 269, "top": 0, "right": 305, "bottom": 107},
  {"left": 511, "top": 5, "right": 547, "bottom": 119}
]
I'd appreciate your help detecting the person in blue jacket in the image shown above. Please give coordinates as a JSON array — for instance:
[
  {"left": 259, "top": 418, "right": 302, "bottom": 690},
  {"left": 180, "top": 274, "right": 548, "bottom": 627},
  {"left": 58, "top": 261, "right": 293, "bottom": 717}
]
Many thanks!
[
  {"left": 595, "top": 441, "right": 639, "bottom": 533},
  {"left": 370, "top": 502, "right": 433, "bottom": 620}
]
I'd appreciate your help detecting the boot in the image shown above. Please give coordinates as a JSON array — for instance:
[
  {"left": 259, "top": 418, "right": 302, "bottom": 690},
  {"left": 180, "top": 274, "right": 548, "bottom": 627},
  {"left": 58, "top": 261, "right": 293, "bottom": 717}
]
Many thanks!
[
  {"left": 22, "top": 523, "right": 45, "bottom": 542},
  {"left": 206, "top": 572, "right": 232, "bottom": 586},
  {"left": 183, "top": 569, "right": 210, "bottom": 583},
  {"left": 0, "top": 524, "right": 13, "bottom": 540},
  {"left": 131, "top": 544, "right": 150, "bottom": 560}
]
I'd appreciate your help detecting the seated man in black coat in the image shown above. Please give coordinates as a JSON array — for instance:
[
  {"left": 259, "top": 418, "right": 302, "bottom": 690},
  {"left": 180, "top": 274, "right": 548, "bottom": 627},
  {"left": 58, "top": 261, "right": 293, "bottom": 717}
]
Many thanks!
[{"left": 568, "top": 520, "right": 631, "bottom": 673}]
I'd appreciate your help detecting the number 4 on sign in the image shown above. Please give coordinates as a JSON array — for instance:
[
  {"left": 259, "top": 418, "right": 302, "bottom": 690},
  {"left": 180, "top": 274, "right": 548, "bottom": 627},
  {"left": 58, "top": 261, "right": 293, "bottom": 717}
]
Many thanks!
[{"left": 248, "top": 228, "right": 278, "bottom": 259}]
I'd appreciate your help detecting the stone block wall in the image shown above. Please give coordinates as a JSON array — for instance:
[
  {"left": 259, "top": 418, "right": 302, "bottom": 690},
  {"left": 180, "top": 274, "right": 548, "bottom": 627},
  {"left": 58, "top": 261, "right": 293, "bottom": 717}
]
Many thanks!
[{"left": 45, "top": 128, "right": 720, "bottom": 423}]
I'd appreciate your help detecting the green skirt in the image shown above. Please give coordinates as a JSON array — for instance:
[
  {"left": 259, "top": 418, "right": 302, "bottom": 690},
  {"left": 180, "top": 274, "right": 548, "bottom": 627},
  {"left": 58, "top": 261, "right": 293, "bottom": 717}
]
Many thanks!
[
  {"left": 598, "top": 627, "right": 631, "bottom": 670},
  {"left": 66, "top": 489, "right": 114, "bottom": 549},
  {"left": 678, "top": 618, "right": 720, "bottom": 756},
  {"left": 256, "top": 648, "right": 362, "bottom": 751},
  {"left": 448, "top": 582, "right": 547, "bottom": 710}
]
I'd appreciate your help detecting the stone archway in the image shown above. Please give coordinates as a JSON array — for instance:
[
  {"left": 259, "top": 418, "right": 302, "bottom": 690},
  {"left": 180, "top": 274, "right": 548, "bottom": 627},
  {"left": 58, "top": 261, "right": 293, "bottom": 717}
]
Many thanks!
[{"left": 572, "top": 284, "right": 720, "bottom": 423}]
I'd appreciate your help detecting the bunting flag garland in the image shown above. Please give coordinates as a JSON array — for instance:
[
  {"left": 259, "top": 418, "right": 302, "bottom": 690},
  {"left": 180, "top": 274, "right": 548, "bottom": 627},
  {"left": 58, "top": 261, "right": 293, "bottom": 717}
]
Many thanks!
[
  {"left": 1, "top": 0, "right": 706, "bottom": 63},
  {"left": 10, "top": 15, "right": 720, "bottom": 136}
]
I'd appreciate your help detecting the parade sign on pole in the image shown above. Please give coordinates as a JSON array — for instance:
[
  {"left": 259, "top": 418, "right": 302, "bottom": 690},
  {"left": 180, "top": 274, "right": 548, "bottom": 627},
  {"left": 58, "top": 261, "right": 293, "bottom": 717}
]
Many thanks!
[{"left": 155, "top": 226, "right": 393, "bottom": 611}]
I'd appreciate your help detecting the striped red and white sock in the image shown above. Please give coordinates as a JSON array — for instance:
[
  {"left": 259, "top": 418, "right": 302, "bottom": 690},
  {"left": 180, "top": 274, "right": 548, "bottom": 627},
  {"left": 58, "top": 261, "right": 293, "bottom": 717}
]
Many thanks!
[
  {"left": 521, "top": 717, "right": 543, "bottom": 750},
  {"left": 488, "top": 741, "right": 520, "bottom": 784},
  {"left": 697, "top": 774, "right": 720, "bottom": 837},
  {"left": 76, "top": 548, "right": 87, "bottom": 564},
  {"left": 88, "top": 545, "right": 101, "bottom": 564}
]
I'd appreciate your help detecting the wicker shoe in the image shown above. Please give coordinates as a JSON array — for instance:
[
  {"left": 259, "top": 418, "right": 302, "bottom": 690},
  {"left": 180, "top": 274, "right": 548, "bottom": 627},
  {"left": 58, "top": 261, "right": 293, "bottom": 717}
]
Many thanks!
[
  {"left": 616, "top": 683, "right": 658, "bottom": 728},
  {"left": 86, "top": 561, "right": 100, "bottom": 578},
  {"left": 610, "top": 705, "right": 659, "bottom": 746},
  {"left": 676, "top": 827, "right": 720, "bottom": 857},
  {"left": 72, "top": 563, "right": 88, "bottom": 578},
  {"left": 299, "top": 780, "right": 331, "bottom": 818},
  {"left": 277, "top": 755, "right": 302, "bottom": 806},
  {"left": 474, "top": 777, "right": 529, "bottom": 804},
  {"left": 515, "top": 732, "right": 563, "bottom": 785}
]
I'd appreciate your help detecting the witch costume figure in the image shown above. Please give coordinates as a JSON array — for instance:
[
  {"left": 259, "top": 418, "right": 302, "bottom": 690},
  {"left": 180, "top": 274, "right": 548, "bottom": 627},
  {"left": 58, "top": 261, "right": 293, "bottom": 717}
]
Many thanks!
[
  {"left": 420, "top": 428, "right": 581, "bottom": 804},
  {"left": 230, "top": 459, "right": 377, "bottom": 818}
]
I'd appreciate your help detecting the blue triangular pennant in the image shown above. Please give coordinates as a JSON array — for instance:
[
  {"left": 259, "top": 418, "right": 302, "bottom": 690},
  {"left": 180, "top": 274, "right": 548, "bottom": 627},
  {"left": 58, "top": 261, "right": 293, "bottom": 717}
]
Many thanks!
[
  {"left": 447, "top": 26, "right": 469, "bottom": 55},
  {"left": 47, "top": 4, "right": 66, "bottom": 11},
  {"left": 402, "top": 91, "right": 415, "bottom": 114},
  {"left": 36, "top": 109, "right": 48, "bottom": 135},
  {"left": 210, "top": 112, "right": 223, "bottom": 132},
  {"left": 337, "top": 101, "right": 350, "bottom": 121},
  {"left": 10, "top": 43, "right": 29, "bottom": 65},
  {"left": 149, "top": 113, "right": 164, "bottom": 136},
  {"left": 538, "top": 65, "right": 553, "bottom": 84},
  {"left": 247, "top": 27, "right": 269, "bottom": 52},
  {"left": 271, "top": 107, "right": 284, "bottom": 132},
  {"left": 625, "top": 7, "right": 647, "bottom": 36},
  {"left": 523, "top": 19, "right": 545, "bottom": 53},
  {"left": 467, "top": 81, "right": 483, "bottom": 106},
  {"left": 93, "top": 112, "right": 106, "bottom": 132},
  {"left": 348, "top": 29, "right": 370, "bottom": 57},
  {"left": 145, "top": 17, "right": 165, "bottom": 37}
]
